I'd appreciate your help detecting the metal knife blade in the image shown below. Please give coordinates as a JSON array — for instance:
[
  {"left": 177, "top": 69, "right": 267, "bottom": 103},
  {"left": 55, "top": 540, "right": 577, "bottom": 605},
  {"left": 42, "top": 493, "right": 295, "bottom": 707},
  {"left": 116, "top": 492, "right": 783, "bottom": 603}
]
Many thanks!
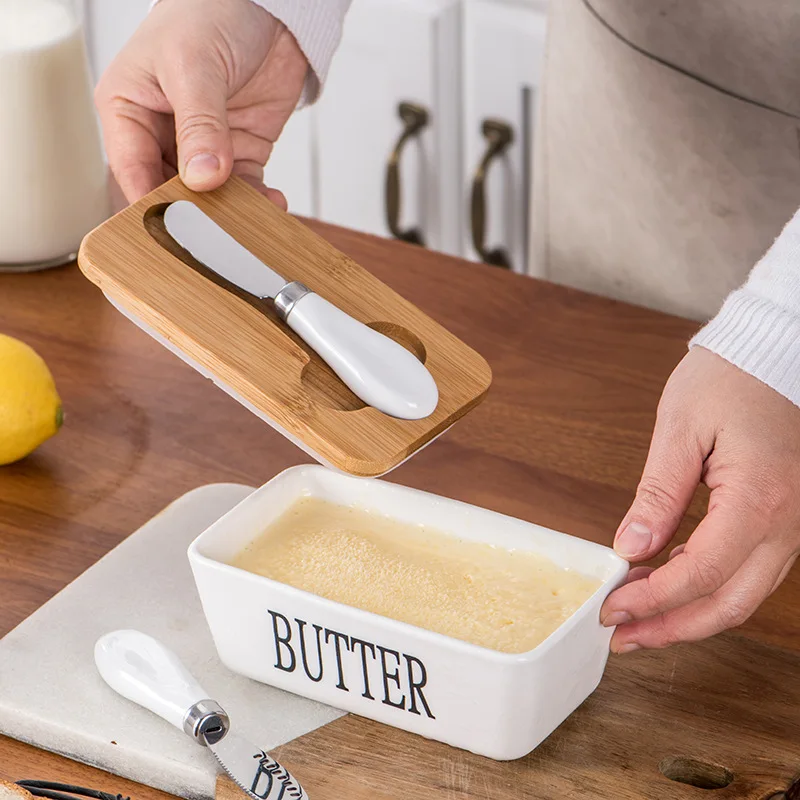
[
  {"left": 208, "top": 730, "right": 307, "bottom": 800},
  {"left": 163, "top": 201, "right": 288, "bottom": 300}
]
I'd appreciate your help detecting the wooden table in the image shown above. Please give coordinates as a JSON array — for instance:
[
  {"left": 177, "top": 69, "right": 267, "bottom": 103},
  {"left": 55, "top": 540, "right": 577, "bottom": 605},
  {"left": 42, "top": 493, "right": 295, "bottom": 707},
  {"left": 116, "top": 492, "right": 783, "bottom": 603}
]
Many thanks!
[{"left": 1, "top": 224, "right": 798, "bottom": 799}]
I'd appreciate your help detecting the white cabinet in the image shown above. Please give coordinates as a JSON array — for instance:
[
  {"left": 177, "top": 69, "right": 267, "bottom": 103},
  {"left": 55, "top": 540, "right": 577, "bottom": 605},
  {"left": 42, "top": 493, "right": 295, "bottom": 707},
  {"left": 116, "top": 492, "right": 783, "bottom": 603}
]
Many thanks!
[
  {"left": 315, "top": 0, "right": 462, "bottom": 255},
  {"left": 462, "top": 0, "right": 548, "bottom": 274},
  {"left": 315, "top": 0, "right": 547, "bottom": 270}
]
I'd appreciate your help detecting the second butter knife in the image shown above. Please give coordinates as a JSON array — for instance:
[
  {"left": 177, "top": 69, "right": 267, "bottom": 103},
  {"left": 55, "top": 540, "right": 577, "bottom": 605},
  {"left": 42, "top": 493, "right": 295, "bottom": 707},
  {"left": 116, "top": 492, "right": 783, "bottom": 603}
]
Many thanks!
[
  {"left": 95, "top": 630, "right": 307, "bottom": 800},
  {"left": 163, "top": 201, "right": 439, "bottom": 421}
]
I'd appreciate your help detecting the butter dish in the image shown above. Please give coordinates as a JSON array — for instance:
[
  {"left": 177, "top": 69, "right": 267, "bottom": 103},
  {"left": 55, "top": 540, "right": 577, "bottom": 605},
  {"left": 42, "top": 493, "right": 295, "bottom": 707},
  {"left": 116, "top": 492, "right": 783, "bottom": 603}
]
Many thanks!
[{"left": 188, "top": 465, "right": 629, "bottom": 760}]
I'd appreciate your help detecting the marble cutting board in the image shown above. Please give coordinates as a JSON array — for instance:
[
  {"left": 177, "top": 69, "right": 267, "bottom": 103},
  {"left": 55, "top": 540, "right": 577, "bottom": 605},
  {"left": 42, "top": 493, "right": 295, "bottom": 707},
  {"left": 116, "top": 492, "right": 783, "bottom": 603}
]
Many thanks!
[{"left": 0, "top": 484, "right": 346, "bottom": 800}]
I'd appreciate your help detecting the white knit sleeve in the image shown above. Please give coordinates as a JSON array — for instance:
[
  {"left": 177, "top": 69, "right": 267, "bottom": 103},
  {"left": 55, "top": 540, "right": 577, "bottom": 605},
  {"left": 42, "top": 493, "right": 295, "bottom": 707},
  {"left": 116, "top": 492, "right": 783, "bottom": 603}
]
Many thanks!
[
  {"left": 150, "top": 0, "right": 351, "bottom": 104},
  {"left": 249, "top": 0, "right": 351, "bottom": 104},
  {"left": 690, "top": 207, "right": 800, "bottom": 406}
]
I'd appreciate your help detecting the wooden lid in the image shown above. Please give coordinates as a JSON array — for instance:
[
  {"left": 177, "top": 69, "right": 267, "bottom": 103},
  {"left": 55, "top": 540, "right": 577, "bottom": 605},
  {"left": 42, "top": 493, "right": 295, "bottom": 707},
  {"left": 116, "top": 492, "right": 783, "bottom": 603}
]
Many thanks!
[{"left": 78, "top": 177, "right": 492, "bottom": 476}]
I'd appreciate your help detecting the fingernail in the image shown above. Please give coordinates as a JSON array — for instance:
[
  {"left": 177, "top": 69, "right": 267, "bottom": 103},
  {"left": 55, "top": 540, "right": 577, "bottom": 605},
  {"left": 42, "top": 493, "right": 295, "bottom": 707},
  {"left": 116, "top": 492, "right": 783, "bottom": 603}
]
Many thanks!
[
  {"left": 603, "top": 611, "right": 632, "bottom": 627},
  {"left": 183, "top": 152, "right": 220, "bottom": 185},
  {"left": 615, "top": 642, "right": 642, "bottom": 655},
  {"left": 615, "top": 522, "right": 653, "bottom": 559}
]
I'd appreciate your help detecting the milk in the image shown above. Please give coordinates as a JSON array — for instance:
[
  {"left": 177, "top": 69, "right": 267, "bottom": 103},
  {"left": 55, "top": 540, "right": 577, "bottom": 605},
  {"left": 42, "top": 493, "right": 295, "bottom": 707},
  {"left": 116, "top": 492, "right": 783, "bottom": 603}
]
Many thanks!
[{"left": 0, "top": 0, "right": 109, "bottom": 268}]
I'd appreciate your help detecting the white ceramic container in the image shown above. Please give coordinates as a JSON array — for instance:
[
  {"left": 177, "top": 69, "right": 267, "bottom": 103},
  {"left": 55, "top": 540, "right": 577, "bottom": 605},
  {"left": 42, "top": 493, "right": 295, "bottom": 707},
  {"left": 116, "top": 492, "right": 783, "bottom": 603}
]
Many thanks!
[{"left": 188, "top": 466, "right": 628, "bottom": 760}]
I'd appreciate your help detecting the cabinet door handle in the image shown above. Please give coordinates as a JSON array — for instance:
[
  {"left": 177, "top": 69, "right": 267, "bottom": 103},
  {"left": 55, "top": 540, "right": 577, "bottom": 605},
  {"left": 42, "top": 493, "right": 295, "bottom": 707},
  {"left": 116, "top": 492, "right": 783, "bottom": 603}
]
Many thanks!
[
  {"left": 470, "top": 119, "right": 514, "bottom": 269},
  {"left": 385, "top": 102, "right": 429, "bottom": 246}
]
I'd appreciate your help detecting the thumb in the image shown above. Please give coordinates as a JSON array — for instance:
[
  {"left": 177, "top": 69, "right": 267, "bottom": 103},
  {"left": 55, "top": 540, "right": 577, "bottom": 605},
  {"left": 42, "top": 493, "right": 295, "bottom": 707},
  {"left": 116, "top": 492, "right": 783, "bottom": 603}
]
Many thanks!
[
  {"left": 165, "top": 64, "right": 234, "bottom": 191},
  {"left": 616, "top": 409, "right": 706, "bottom": 562}
]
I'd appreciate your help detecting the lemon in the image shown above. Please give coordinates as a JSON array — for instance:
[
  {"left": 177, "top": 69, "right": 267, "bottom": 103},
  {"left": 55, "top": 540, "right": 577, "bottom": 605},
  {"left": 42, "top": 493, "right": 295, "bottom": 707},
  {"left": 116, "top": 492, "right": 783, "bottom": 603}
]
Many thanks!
[{"left": 0, "top": 334, "right": 62, "bottom": 465}]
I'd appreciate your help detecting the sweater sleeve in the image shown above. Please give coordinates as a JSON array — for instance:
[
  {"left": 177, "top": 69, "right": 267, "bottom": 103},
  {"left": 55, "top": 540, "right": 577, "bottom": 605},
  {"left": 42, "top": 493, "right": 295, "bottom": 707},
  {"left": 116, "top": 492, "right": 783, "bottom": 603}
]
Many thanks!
[
  {"left": 249, "top": 0, "right": 351, "bottom": 104},
  {"left": 150, "top": 0, "right": 351, "bottom": 104},
  {"left": 690, "top": 207, "right": 800, "bottom": 407}
]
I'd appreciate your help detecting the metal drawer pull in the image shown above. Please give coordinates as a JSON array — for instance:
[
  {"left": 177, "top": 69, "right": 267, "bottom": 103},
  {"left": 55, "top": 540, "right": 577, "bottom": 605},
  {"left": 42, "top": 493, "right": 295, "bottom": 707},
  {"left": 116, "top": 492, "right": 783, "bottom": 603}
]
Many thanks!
[
  {"left": 385, "top": 102, "right": 429, "bottom": 246},
  {"left": 470, "top": 119, "right": 514, "bottom": 269}
]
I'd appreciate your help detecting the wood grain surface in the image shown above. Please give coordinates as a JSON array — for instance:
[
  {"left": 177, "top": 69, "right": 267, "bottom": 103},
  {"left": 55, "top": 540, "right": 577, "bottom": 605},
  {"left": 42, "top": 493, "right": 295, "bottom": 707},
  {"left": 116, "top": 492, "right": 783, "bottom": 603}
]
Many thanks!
[
  {"left": 78, "top": 177, "right": 492, "bottom": 476},
  {"left": 1, "top": 220, "right": 799, "bottom": 799}
]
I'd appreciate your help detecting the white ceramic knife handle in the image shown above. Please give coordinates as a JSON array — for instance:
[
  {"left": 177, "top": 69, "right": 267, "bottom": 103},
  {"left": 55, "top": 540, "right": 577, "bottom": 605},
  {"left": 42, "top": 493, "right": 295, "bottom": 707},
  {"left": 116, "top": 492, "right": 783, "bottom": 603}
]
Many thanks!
[
  {"left": 285, "top": 293, "right": 439, "bottom": 420},
  {"left": 95, "top": 630, "right": 210, "bottom": 731}
]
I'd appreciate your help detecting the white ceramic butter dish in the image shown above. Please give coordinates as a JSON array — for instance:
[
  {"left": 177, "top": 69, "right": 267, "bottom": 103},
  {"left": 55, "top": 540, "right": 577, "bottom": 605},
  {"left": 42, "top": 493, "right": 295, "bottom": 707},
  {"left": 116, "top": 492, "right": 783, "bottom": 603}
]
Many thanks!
[{"left": 188, "top": 466, "right": 628, "bottom": 761}]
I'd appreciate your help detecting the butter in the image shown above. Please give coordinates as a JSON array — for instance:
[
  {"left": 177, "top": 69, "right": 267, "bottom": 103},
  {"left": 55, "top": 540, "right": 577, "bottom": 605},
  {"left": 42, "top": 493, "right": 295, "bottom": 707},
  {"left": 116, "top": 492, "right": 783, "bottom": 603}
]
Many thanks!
[{"left": 231, "top": 497, "right": 601, "bottom": 654}]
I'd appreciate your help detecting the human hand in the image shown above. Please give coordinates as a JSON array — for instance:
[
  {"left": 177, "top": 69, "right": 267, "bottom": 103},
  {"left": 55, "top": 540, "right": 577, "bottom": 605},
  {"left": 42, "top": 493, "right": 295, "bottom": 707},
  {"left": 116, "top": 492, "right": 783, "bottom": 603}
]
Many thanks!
[
  {"left": 95, "top": 0, "right": 308, "bottom": 205},
  {"left": 601, "top": 346, "right": 800, "bottom": 652}
]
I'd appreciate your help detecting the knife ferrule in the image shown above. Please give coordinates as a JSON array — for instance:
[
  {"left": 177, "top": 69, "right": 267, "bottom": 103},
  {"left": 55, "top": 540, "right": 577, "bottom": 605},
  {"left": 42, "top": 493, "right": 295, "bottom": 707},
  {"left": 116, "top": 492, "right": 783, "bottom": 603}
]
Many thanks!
[
  {"left": 183, "top": 698, "right": 230, "bottom": 746},
  {"left": 273, "top": 281, "right": 311, "bottom": 322}
]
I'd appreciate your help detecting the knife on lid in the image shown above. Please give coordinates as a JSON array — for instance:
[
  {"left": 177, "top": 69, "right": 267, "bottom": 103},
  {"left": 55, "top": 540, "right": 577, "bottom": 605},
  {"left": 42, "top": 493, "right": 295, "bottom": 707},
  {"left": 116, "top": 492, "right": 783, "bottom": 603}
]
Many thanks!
[
  {"left": 95, "top": 630, "right": 307, "bottom": 800},
  {"left": 162, "top": 201, "right": 439, "bottom": 421}
]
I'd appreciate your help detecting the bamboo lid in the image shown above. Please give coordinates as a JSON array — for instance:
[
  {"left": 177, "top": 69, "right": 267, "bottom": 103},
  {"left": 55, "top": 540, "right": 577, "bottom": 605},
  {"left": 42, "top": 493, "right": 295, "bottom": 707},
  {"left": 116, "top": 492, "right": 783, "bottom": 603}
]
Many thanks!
[{"left": 78, "top": 177, "right": 492, "bottom": 476}]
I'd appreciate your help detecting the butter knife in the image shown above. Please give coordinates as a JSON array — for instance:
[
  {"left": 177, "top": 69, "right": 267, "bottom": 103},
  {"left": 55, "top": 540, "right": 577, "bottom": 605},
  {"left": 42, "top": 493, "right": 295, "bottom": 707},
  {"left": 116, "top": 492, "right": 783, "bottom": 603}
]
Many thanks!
[
  {"left": 95, "top": 630, "right": 307, "bottom": 800},
  {"left": 163, "top": 201, "right": 439, "bottom": 421}
]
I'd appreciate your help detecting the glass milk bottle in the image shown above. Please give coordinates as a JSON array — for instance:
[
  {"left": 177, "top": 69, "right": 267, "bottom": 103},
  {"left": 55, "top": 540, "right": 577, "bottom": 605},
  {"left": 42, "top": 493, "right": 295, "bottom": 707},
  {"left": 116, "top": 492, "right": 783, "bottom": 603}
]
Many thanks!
[{"left": 0, "top": 0, "right": 109, "bottom": 271}]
